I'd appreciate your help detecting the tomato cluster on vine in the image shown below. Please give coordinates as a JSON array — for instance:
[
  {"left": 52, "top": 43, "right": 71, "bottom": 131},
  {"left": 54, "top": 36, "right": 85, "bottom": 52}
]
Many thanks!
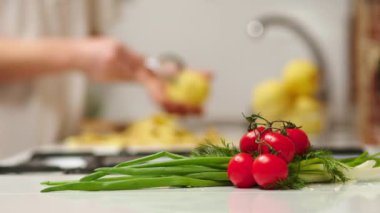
[{"left": 227, "top": 114, "right": 311, "bottom": 188}]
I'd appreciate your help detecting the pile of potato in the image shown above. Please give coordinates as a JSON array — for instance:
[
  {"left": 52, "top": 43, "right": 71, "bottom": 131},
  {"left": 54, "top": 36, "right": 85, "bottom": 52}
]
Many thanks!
[
  {"left": 252, "top": 60, "right": 324, "bottom": 134},
  {"left": 65, "top": 114, "right": 220, "bottom": 148}
]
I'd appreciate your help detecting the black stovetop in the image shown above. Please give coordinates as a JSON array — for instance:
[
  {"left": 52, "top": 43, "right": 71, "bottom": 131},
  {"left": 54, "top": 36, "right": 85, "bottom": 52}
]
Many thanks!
[
  {"left": 0, "top": 148, "right": 362, "bottom": 174},
  {"left": 0, "top": 150, "right": 189, "bottom": 174}
]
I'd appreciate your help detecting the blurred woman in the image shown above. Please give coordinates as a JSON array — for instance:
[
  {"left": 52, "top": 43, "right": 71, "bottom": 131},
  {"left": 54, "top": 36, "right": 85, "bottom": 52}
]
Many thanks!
[{"left": 0, "top": 1, "right": 199, "bottom": 158}]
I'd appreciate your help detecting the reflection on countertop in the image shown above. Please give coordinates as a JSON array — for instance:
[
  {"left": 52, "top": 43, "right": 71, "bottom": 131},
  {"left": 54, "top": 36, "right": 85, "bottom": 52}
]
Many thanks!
[{"left": 0, "top": 174, "right": 380, "bottom": 213}]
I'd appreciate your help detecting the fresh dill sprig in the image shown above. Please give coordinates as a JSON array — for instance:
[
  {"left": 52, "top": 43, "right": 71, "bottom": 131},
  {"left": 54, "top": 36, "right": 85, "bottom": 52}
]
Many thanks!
[
  {"left": 272, "top": 159, "right": 306, "bottom": 189},
  {"left": 310, "top": 150, "right": 348, "bottom": 182},
  {"left": 273, "top": 174, "right": 306, "bottom": 190},
  {"left": 304, "top": 149, "right": 333, "bottom": 159},
  {"left": 319, "top": 158, "right": 348, "bottom": 182},
  {"left": 298, "top": 149, "right": 348, "bottom": 183},
  {"left": 191, "top": 139, "right": 240, "bottom": 157},
  {"left": 273, "top": 149, "right": 349, "bottom": 189}
]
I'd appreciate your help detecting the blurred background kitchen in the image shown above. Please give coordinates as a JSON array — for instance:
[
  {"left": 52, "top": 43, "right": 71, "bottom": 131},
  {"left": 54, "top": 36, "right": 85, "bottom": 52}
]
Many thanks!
[{"left": 0, "top": 0, "right": 379, "bottom": 173}]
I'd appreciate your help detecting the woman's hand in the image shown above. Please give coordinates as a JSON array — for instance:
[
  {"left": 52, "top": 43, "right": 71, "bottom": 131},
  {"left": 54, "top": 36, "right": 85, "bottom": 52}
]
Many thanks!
[
  {"left": 138, "top": 70, "right": 202, "bottom": 116},
  {"left": 75, "top": 38, "right": 145, "bottom": 82},
  {"left": 76, "top": 38, "right": 202, "bottom": 115}
]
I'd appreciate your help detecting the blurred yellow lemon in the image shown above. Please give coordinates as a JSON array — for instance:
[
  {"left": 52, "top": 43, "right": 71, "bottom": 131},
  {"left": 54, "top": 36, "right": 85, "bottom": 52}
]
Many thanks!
[
  {"left": 283, "top": 60, "right": 319, "bottom": 96},
  {"left": 167, "top": 70, "right": 210, "bottom": 106},
  {"left": 252, "top": 80, "right": 292, "bottom": 120}
]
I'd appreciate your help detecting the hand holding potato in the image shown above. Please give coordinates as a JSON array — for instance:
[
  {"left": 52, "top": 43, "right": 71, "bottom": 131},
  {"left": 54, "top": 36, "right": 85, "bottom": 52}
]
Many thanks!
[{"left": 167, "top": 70, "right": 211, "bottom": 108}]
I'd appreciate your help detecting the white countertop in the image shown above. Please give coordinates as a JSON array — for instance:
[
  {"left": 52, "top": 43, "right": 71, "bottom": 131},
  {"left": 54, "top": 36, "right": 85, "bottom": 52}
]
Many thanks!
[{"left": 1, "top": 174, "right": 380, "bottom": 213}]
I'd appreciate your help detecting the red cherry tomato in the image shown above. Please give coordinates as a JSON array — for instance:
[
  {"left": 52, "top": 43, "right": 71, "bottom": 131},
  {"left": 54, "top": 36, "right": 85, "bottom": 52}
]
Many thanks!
[
  {"left": 227, "top": 153, "right": 256, "bottom": 188},
  {"left": 256, "top": 126, "right": 267, "bottom": 133},
  {"left": 251, "top": 154, "right": 288, "bottom": 188},
  {"left": 240, "top": 127, "right": 269, "bottom": 154},
  {"left": 260, "top": 132, "right": 295, "bottom": 162},
  {"left": 285, "top": 128, "right": 310, "bottom": 155},
  {"left": 240, "top": 130, "right": 260, "bottom": 154}
]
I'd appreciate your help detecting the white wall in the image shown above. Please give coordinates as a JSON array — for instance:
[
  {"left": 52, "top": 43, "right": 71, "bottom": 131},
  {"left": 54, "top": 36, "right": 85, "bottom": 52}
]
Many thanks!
[{"left": 96, "top": 0, "right": 351, "bottom": 123}]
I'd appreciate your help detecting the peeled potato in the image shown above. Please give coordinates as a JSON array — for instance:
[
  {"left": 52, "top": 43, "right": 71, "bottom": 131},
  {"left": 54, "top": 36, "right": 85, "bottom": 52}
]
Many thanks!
[
  {"left": 286, "top": 112, "right": 323, "bottom": 134},
  {"left": 167, "top": 70, "right": 210, "bottom": 106},
  {"left": 293, "top": 96, "right": 322, "bottom": 112},
  {"left": 283, "top": 60, "right": 319, "bottom": 96},
  {"left": 284, "top": 96, "right": 324, "bottom": 134},
  {"left": 123, "top": 114, "right": 199, "bottom": 146},
  {"left": 252, "top": 80, "right": 292, "bottom": 120}
]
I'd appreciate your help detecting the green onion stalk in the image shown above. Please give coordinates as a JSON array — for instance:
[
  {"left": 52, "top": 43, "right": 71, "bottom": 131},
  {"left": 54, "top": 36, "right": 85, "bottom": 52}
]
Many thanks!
[{"left": 40, "top": 142, "right": 380, "bottom": 192}]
